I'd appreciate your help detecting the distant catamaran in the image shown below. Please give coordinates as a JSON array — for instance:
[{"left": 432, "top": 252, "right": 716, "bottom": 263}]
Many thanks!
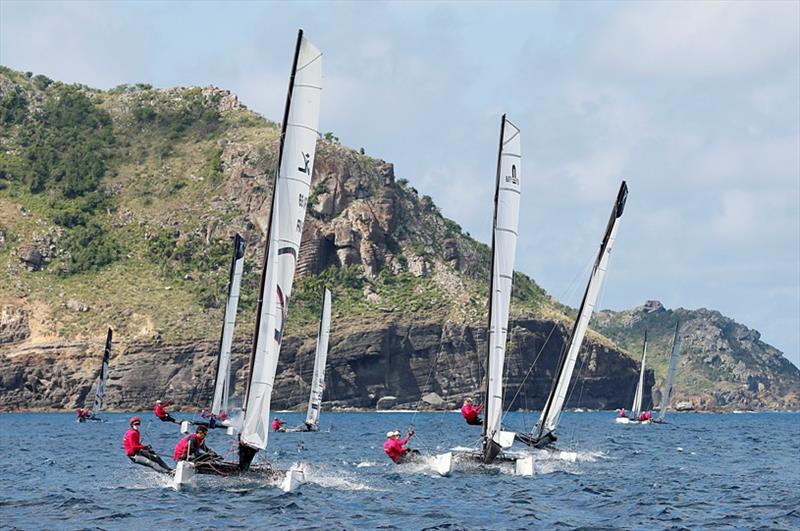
[
  {"left": 173, "top": 28, "right": 321, "bottom": 492},
  {"left": 517, "top": 180, "right": 628, "bottom": 449},
  {"left": 79, "top": 328, "right": 113, "bottom": 422},
  {"left": 654, "top": 321, "right": 682, "bottom": 424},
  {"left": 616, "top": 332, "right": 649, "bottom": 424}
]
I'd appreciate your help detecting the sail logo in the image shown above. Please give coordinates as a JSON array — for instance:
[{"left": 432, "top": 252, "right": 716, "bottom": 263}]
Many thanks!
[
  {"left": 505, "top": 165, "right": 519, "bottom": 186},
  {"left": 298, "top": 152, "right": 310, "bottom": 174},
  {"left": 298, "top": 193, "right": 306, "bottom": 208}
]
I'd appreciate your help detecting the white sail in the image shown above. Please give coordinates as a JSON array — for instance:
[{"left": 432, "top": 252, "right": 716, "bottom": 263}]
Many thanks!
[
  {"left": 306, "top": 288, "right": 331, "bottom": 426},
  {"left": 241, "top": 30, "right": 322, "bottom": 451},
  {"left": 658, "top": 322, "right": 681, "bottom": 420},
  {"left": 483, "top": 116, "right": 522, "bottom": 452},
  {"left": 536, "top": 181, "right": 628, "bottom": 439},
  {"left": 91, "top": 328, "right": 112, "bottom": 414},
  {"left": 631, "top": 335, "right": 647, "bottom": 417},
  {"left": 211, "top": 234, "right": 246, "bottom": 416}
]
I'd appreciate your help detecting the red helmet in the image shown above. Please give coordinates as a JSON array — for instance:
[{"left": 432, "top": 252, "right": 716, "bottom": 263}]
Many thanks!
[{"left": 129, "top": 416, "right": 141, "bottom": 426}]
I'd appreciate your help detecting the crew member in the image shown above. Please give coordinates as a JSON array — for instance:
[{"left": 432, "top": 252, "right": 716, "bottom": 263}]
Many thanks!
[
  {"left": 173, "top": 425, "right": 219, "bottom": 463},
  {"left": 153, "top": 399, "right": 178, "bottom": 423},
  {"left": 619, "top": 408, "right": 626, "bottom": 418},
  {"left": 272, "top": 417, "right": 285, "bottom": 432},
  {"left": 461, "top": 398, "right": 483, "bottom": 426},
  {"left": 383, "top": 429, "right": 418, "bottom": 464},
  {"left": 123, "top": 417, "right": 171, "bottom": 473}
]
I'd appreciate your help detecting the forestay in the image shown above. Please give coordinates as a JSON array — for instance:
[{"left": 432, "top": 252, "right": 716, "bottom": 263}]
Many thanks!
[
  {"left": 658, "top": 321, "right": 682, "bottom": 421},
  {"left": 306, "top": 288, "right": 331, "bottom": 427},
  {"left": 241, "top": 30, "right": 322, "bottom": 451},
  {"left": 482, "top": 115, "right": 521, "bottom": 458},
  {"left": 534, "top": 181, "right": 628, "bottom": 442},
  {"left": 631, "top": 333, "right": 647, "bottom": 418},
  {"left": 91, "top": 328, "right": 113, "bottom": 414},
  {"left": 211, "top": 234, "right": 246, "bottom": 416}
]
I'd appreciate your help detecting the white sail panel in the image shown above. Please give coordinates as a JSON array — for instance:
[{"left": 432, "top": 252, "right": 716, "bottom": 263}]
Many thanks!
[
  {"left": 632, "top": 339, "right": 647, "bottom": 417},
  {"left": 211, "top": 235, "right": 246, "bottom": 416},
  {"left": 538, "top": 181, "right": 628, "bottom": 435},
  {"left": 91, "top": 328, "right": 112, "bottom": 414},
  {"left": 658, "top": 322, "right": 681, "bottom": 420},
  {"left": 306, "top": 288, "right": 331, "bottom": 426},
  {"left": 484, "top": 117, "right": 522, "bottom": 446},
  {"left": 240, "top": 33, "right": 322, "bottom": 451}
]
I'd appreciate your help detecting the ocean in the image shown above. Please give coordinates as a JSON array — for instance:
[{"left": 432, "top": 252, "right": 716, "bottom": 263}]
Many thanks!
[{"left": 1, "top": 411, "right": 798, "bottom": 530}]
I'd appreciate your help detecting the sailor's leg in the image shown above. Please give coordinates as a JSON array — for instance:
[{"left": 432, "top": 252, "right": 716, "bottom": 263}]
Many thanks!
[
  {"left": 131, "top": 453, "right": 171, "bottom": 473},
  {"left": 139, "top": 449, "right": 172, "bottom": 471}
]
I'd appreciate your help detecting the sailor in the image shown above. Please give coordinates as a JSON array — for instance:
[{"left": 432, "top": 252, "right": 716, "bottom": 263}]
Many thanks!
[
  {"left": 461, "top": 398, "right": 483, "bottom": 426},
  {"left": 272, "top": 417, "right": 285, "bottom": 432},
  {"left": 173, "top": 425, "right": 220, "bottom": 463},
  {"left": 123, "top": 417, "right": 171, "bottom": 473},
  {"left": 383, "top": 429, "right": 418, "bottom": 464},
  {"left": 619, "top": 408, "right": 626, "bottom": 418},
  {"left": 639, "top": 410, "right": 652, "bottom": 421},
  {"left": 153, "top": 399, "right": 178, "bottom": 423}
]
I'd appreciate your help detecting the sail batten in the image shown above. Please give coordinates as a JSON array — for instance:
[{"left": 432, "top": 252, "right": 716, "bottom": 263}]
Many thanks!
[
  {"left": 211, "top": 234, "right": 246, "bottom": 416},
  {"left": 658, "top": 322, "right": 682, "bottom": 420},
  {"left": 481, "top": 115, "right": 522, "bottom": 460},
  {"left": 240, "top": 30, "right": 321, "bottom": 454},
  {"left": 306, "top": 288, "right": 331, "bottom": 427},
  {"left": 534, "top": 181, "right": 628, "bottom": 442}
]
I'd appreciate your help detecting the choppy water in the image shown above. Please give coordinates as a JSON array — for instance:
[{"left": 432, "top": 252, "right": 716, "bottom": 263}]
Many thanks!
[{"left": 1, "top": 411, "right": 798, "bottom": 530}]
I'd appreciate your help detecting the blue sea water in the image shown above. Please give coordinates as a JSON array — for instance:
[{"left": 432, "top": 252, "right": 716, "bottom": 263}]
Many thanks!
[{"left": 0, "top": 411, "right": 798, "bottom": 530}]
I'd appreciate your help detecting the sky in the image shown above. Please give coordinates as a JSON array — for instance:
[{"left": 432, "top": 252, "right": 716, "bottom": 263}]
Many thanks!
[{"left": 1, "top": 1, "right": 798, "bottom": 368}]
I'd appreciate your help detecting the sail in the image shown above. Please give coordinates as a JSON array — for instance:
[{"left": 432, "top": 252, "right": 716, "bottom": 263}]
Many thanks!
[
  {"left": 631, "top": 333, "right": 647, "bottom": 417},
  {"left": 482, "top": 115, "right": 522, "bottom": 455},
  {"left": 306, "top": 288, "right": 331, "bottom": 426},
  {"left": 658, "top": 321, "right": 681, "bottom": 420},
  {"left": 240, "top": 29, "right": 322, "bottom": 451},
  {"left": 92, "top": 328, "right": 112, "bottom": 414},
  {"left": 211, "top": 233, "right": 246, "bottom": 416},
  {"left": 535, "top": 181, "right": 628, "bottom": 439}
]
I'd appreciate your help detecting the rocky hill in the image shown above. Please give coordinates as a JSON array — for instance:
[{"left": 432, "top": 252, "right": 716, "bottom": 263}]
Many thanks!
[
  {"left": 594, "top": 301, "right": 800, "bottom": 410},
  {"left": 0, "top": 67, "right": 794, "bottom": 412}
]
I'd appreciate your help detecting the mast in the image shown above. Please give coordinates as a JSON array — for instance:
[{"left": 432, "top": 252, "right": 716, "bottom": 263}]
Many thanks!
[
  {"left": 533, "top": 180, "right": 628, "bottom": 443},
  {"left": 211, "top": 233, "right": 246, "bottom": 416},
  {"left": 658, "top": 321, "right": 681, "bottom": 420},
  {"left": 305, "top": 288, "right": 331, "bottom": 427},
  {"left": 481, "top": 115, "right": 522, "bottom": 463},
  {"left": 91, "top": 328, "right": 112, "bottom": 414},
  {"left": 239, "top": 29, "right": 322, "bottom": 466},
  {"left": 631, "top": 331, "right": 647, "bottom": 417}
]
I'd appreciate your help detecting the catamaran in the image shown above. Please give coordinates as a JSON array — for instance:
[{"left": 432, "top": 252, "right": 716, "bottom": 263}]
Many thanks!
[
  {"left": 653, "top": 321, "right": 681, "bottom": 424},
  {"left": 516, "top": 180, "right": 628, "bottom": 449},
  {"left": 284, "top": 287, "right": 331, "bottom": 432},
  {"left": 78, "top": 328, "right": 112, "bottom": 422},
  {"left": 174, "top": 28, "right": 321, "bottom": 492},
  {"left": 451, "top": 115, "right": 532, "bottom": 476},
  {"left": 616, "top": 332, "right": 650, "bottom": 424}
]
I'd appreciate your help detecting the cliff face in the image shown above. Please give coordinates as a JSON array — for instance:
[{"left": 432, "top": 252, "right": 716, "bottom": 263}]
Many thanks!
[
  {"left": 594, "top": 301, "right": 800, "bottom": 410},
  {"left": 0, "top": 67, "right": 792, "bottom": 412}
]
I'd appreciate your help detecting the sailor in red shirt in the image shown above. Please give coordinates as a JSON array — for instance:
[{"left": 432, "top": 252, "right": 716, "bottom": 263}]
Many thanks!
[
  {"left": 272, "top": 417, "right": 285, "bottom": 432},
  {"left": 122, "top": 417, "right": 171, "bottom": 473},
  {"left": 383, "top": 429, "right": 418, "bottom": 464},
  {"left": 153, "top": 399, "right": 178, "bottom": 423},
  {"left": 461, "top": 398, "right": 483, "bottom": 426}
]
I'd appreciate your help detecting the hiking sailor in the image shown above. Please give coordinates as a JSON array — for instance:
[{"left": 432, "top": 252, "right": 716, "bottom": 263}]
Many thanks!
[
  {"left": 383, "top": 429, "right": 419, "bottom": 464},
  {"left": 460, "top": 398, "right": 483, "bottom": 426},
  {"left": 153, "top": 399, "right": 178, "bottom": 423},
  {"left": 123, "top": 417, "right": 171, "bottom": 473}
]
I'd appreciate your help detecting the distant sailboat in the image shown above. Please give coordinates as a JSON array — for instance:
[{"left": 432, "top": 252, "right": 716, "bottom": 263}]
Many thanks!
[
  {"left": 616, "top": 332, "right": 650, "bottom": 424},
  {"left": 174, "top": 29, "right": 321, "bottom": 492},
  {"left": 79, "top": 328, "right": 112, "bottom": 422},
  {"left": 653, "top": 321, "right": 682, "bottom": 424},
  {"left": 285, "top": 287, "right": 331, "bottom": 432},
  {"left": 517, "top": 181, "right": 628, "bottom": 449}
]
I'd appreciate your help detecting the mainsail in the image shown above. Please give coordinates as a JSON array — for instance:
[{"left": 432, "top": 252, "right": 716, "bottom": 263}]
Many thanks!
[
  {"left": 239, "top": 29, "right": 322, "bottom": 464},
  {"left": 91, "top": 328, "right": 113, "bottom": 414},
  {"left": 211, "top": 233, "right": 246, "bottom": 416},
  {"left": 658, "top": 321, "right": 682, "bottom": 421},
  {"left": 481, "top": 115, "right": 522, "bottom": 463},
  {"left": 524, "top": 180, "right": 628, "bottom": 447},
  {"left": 305, "top": 287, "right": 331, "bottom": 428},
  {"left": 631, "top": 332, "right": 647, "bottom": 418}
]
